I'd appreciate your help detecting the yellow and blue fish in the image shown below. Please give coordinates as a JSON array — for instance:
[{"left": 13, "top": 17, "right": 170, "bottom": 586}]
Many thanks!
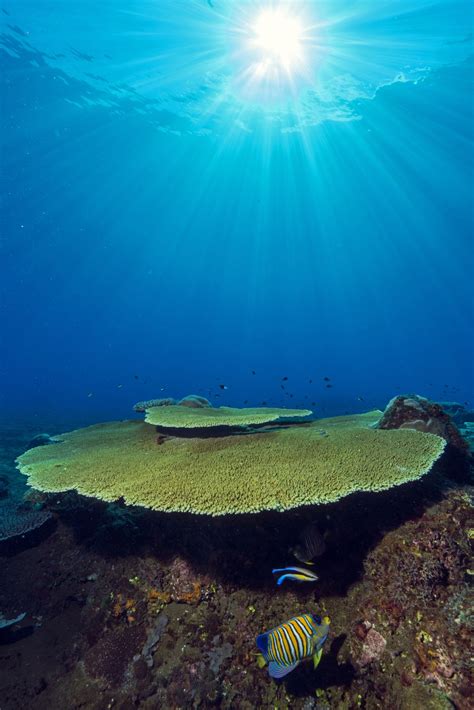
[
  {"left": 272, "top": 566, "right": 319, "bottom": 586},
  {"left": 256, "top": 613, "right": 330, "bottom": 679}
]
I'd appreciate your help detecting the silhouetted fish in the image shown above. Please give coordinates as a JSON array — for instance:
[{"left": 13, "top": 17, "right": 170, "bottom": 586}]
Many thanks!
[
  {"left": 292, "top": 523, "right": 326, "bottom": 564},
  {"left": 323, "top": 377, "right": 330, "bottom": 382}
]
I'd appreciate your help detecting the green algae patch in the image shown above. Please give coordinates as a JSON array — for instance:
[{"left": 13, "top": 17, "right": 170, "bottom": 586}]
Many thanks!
[
  {"left": 16, "top": 412, "right": 446, "bottom": 516},
  {"left": 144, "top": 404, "right": 313, "bottom": 429}
]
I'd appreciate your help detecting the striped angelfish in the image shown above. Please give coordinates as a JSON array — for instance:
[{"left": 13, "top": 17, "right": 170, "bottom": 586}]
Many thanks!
[{"left": 256, "top": 613, "right": 330, "bottom": 679}]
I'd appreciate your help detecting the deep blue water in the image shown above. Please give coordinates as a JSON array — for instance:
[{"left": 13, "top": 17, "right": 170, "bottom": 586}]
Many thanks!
[{"left": 1, "top": 1, "right": 473, "bottom": 426}]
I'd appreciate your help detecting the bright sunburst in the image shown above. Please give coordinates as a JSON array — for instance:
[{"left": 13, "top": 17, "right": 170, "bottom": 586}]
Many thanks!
[
  {"left": 229, "top": 3, "right": 314, "bottom": 105},
  {"left": 252, "top": 8, "right": 304, "bottom": 70}
]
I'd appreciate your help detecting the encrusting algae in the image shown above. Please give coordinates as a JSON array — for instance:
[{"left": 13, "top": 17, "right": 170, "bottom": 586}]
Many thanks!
[{"left": 16, "top": 409, "right": 446, "bottom": 516}]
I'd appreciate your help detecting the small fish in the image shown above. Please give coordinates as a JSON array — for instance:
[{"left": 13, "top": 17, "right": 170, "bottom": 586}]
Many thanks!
[
  {"left": 117, "top": 384, "right": 123, "bottom": 388},
  {"left": 219, "top": 384, "right": 228, "bottom": 390},
  {"left": 326, "top": 384, "right": 333, "bottom": 389},
  {"left": 323, "top": 376, "right": 330, "bottom": 382},
  {"left": 282, "top": 376, "right": 288, "bottom": 381},
  {"left": 357, "top": 396, "right": 364, "bottom": 401},
  {"left": 251, "top": 370, "right": 256, "bottom": 375},
  {"left": 272, "top": 566, "right": 319, "bottom": 586},
  {"left": 280, "top": 385, "right": 285, "bottom": 390},
  {"left": 309, "top": 379, "right": 313, "bottom": 384},
  {"left": 134, "top": 375, "right": 139, "bottom": 380},
  {"left": 87, "top": 392, "right": 93, "bottom": 398},
  {"left": 261, "top": 400, "right": 267, "bottom": 405},
  {"left": 292, "top": 523, "right": 327, "bottom": 564},
  {"left": 256, "top": 614, "right": 330, "bottom": 679}
]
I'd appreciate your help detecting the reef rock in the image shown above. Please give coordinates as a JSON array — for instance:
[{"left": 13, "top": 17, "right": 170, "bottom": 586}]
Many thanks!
[
  {"left": 355, "top": 625, "right": 387, "bottom": 668},
  {"left": 377, "top": 395, "right": 469, "bottom": 454},
  {"left": 26, "top": 433, "right": 55, "bottom": 449},
  {"left": 178, "top": 395, "right": 212, "bottom": 408}
]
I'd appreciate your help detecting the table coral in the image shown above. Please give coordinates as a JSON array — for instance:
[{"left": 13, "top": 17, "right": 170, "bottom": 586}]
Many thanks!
[
  {"left": 144, "top": 403, "right": 312, "bottom": 428},
  {"left": 16, "top": 412, "right": 446, "bottom": 515}
]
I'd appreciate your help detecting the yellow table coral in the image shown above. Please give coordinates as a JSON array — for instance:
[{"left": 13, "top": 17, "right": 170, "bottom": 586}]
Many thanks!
[
  {"left": 16, "top": 412, "right": 446, "bottom": 516},
  {"left": 144, "top": 404, "right": 312, "bottom": 428}
]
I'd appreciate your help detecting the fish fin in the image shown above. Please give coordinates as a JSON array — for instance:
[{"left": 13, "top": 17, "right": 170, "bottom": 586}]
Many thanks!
[
  {"left": 256, "top": 653, "right": 267, "bottom": 669},
  {"left": 256, "top": 631, "right": 269, "bottom": 656},
  {"left": 268, "top": 660, "right": 299, "bottom": 679},
  {"left": 277, "top": 573, "right": 314, "bottom": 585},
  {"left": 313, "top": 648, "right": 323, "bottom": 669}
]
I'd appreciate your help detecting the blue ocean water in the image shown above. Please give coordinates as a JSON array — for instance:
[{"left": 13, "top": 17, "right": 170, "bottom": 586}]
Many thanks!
[{"left": 1, "top": 0, "right": 473, "bottom": 426}]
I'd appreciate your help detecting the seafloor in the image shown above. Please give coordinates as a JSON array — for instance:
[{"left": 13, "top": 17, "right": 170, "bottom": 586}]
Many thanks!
[{"left": 0, "top": 412, "right": 473, "bottom": 710}]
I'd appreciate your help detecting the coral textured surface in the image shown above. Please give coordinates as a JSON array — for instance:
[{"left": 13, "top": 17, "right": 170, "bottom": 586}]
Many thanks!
[
  {"left": 0, "top": 417, "right": 472, "bottom": 709},
  {"left": 16, "top": 412, "right": 446, "bottom": 514}
]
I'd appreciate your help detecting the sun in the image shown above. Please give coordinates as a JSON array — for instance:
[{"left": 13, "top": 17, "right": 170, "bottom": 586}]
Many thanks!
[
  {"left": 252, "top": 8, "right": 304, "bottom": 71},
  {"left": 228, "top": 3, "right": 315, "bottom": 104}
]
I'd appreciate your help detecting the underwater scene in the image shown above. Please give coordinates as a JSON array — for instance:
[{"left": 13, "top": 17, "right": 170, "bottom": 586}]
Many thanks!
[{"left": 1, "top": 1, "right": 473, "bottom": 708}]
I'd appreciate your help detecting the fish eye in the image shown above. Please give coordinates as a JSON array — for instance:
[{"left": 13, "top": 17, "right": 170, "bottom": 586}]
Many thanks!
[{"left": 313, "top": 614, "right": 322, "bottom": 625}]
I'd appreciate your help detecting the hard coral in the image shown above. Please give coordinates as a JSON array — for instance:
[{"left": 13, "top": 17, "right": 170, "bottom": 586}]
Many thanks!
[
  {"left": 0, "top": 504, "right": 53, "bottom": 542},
  {"left": 17, "top": 412, "right": 446, "bottom": 515},
  {"left": 377, "top": 394, "right": 469, "bottom": 454},
  {"left": 144, "top": 403, "right": 312, "bottom": 428},
  {"left": 178, "top": 395, "right": 212, "bottom": 408},
  {"left": 133, "top": 398, "right": 176, "bottom": 413}
]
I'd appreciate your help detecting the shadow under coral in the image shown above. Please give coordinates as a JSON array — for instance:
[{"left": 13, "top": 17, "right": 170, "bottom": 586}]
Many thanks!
[{"left": 36, "top": 449, "right": 469, "bottom": 599}]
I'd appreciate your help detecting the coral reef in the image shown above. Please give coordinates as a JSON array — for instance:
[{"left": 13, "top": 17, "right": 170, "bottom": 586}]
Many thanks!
[
  {"left": 0, "top": 504, "right": 53, "bottom": 543},
  {"left": 26, "top": 433, "right": 56, "bottom": 449},
  {"left": 378, "top": 394, "right": 469, "bottom": 454},
  {"left": 133, "top": 398, "right": 176, "bottom": 412},
  {"left": 2, "top": 404, "right": 472, "bottom": 709},
  {"left": 144, "top": 403, "right": 312, "bottom": 428},
  {"left": 178, "top": 395, "right": 212, "bottom": 408},
  {"left": 16, "top": 413, "right": 446, "bottom": 515}
]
